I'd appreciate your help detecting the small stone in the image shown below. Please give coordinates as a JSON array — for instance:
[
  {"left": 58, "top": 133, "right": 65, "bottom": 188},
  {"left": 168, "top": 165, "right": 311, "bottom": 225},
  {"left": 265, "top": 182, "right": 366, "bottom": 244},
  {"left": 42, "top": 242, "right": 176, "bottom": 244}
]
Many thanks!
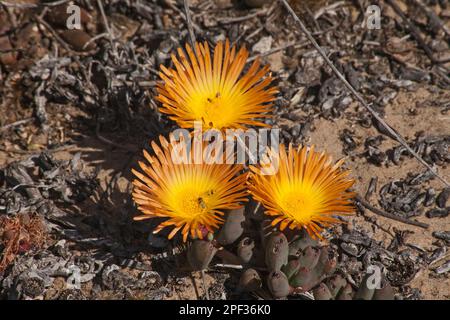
[{"left": 252, "top": 36, "right": 272, "bottom": 54}]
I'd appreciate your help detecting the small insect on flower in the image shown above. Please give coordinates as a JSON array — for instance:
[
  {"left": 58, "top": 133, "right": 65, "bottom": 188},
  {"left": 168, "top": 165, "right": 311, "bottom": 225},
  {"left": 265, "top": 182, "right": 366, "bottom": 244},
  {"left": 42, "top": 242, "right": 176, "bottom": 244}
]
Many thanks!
[
  {"left": 131, "top": 135, "right": 248, "bottom": 242},
  {"left": 156, "top": 39, "right": 278, "bottom": 131},
  {"left": 248, "top": 144, "right": 355, "bottom": 239}
]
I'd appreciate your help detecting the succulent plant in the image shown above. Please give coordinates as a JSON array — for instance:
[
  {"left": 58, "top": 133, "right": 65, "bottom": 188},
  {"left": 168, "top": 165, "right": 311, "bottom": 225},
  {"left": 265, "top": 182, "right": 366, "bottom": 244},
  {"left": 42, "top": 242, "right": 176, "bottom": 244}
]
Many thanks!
[
  {"left": 267, "top": 270, "right": 290, "bottom": 299},
  {"left": 265, "top": 232, "right": 289, "bottom": 271},
  {"left": 312, "top": 283, "right": 333, "bottom": 300},
  {"left": 311, "top": 271, "right": 395, "bottom": 300},
  {"left": 336, "top": 283, "right": 354, "bottom": 300},
  {"left": 238, "top": 268, "right": 262, "bottom": 292},
  {"left": 184, "top": 208, "right": 395, "bottom": 300},
  {"left": 237, "top": 237, "right": 255, "bottom": 264},
  {"left": 288, "top": 246, "right": 337, "bottom": 292},
  {"left": 281, "top": 259, "right": 301, "bottom": 279},
  {"left": 187, "top": 239, "right": 218, "bottom": 271},
  {"left": 325, "top": 274, "right": 347, "bottom": 298},
  {"left": 312, "top": 273, "right": 352, "bottom": 300},
  {"left": 353, "top": 273, "right": 395, "bottom": 300},
  {"left": 353, "top": 273, "right": 376, "bottom": 300},
  {"left": 256, "top": 231, "right": 332, "bottom": 298},
  {"left": 216, "top": 208, "right": 246, "bottom": 246},
  {"left": 297, "top": 246, "right": 320, "bottom": 269},
  {"left": 288, "top": 230, "right": 319, "bottom": 256},
  {"left": 267, "top": 231, "right": 395, "bottom": 300},
  {"left": 372, "top": 277, "right": 395, "bottom": 300}
]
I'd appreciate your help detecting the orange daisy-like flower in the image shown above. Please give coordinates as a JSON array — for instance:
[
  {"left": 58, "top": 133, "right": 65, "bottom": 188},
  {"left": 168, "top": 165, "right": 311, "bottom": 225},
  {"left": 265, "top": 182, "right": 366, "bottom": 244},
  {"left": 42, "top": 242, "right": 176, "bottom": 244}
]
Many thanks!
[
  {"left": 248, "top": 144, "right": 355, "bottom": 239},
  {"left": 156, "top": 40, "right": 278, "bottom": 131},
  {"left": 131, "top": 135, "right": 248, "bottom": 242}
]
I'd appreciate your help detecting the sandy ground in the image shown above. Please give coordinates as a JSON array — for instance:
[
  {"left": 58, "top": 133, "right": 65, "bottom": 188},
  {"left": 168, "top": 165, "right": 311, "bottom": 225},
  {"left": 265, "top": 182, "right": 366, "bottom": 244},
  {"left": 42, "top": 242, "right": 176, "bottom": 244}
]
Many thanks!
[
  {"left": 1, "top": 85, "right": 448, "bottom": 299},
  {"left": 308, "top": 87, "right": 450, "bottom": 300},
  {"left": 2, "top": 12, "right": 450, "bottom": 296}
]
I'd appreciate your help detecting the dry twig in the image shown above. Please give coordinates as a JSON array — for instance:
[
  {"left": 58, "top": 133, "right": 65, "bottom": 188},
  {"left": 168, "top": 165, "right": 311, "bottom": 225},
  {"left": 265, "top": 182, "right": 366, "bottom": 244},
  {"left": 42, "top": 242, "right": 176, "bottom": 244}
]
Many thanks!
[
  {"left": 183, "top": 0, "right": 197, "bottom": 48},
  {"left": 356, "top": 195, "right": 429, "bottom": 229},
  {"left": 279, "top": 0, "right": 449, "bottom": 187}
]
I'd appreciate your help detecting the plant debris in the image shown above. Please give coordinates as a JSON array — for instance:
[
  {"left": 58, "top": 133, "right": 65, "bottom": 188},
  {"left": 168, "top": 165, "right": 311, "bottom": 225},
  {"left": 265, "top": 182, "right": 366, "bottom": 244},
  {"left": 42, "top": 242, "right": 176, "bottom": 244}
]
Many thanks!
[{"left": 0, "top": 0, "right": 449, "bottom": 300}]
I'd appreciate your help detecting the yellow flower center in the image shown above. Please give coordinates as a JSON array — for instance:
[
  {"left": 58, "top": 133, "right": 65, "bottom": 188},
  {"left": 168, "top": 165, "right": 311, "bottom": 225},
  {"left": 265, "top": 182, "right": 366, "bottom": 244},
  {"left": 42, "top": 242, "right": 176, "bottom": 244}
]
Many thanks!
[
  {"left": 176, "top": 191, "right": 212, "bottom": 218},
  {"left": 248, "top": 144, "right": 355, "bottom": 239},
  {"left": 276, "top": 183, "right": 323, "bottom": 224},
  {"left": 163, "top": 174, "right": 217, "bottom": 220},
  {"left": 187, "top": 89, "right": 246, "bottom": 129},
  {"left": 156, "top": 41, "right": 277, "bottom": 131},
  {"left": 132, "top": 134, "right": 248, "bottom": 242}
]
